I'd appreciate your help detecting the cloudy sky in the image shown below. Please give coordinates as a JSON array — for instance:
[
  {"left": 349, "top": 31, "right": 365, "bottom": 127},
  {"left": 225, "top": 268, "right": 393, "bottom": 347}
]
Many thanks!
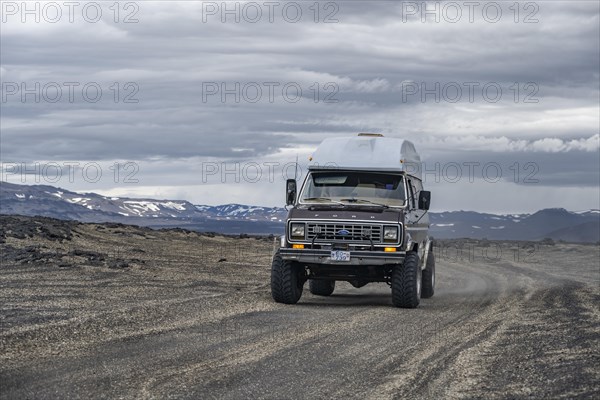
[{"left": 1, "top": 0, "right": 599, "bottom": 213}]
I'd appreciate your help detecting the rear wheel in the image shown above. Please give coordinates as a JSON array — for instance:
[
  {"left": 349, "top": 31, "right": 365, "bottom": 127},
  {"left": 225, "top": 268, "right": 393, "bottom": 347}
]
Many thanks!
[
  {"left": 391, "top": 252, "right": 421, "bottom": 308},
  {"left": 271, "top": 251, "right": 303, "bottom": 304},
  {"left": 348, "top": 279, "right": 368, "bottom": 289},
  {"left": 421, "top": 250, "right": 435, "bottom": 298},
  {"left": 309, "top": 279, "right": 335, "bottom": 296}
]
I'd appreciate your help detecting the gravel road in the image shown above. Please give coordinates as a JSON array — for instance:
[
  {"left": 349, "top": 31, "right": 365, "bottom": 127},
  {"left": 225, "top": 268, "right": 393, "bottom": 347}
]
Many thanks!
[{"left": 1, "top": 216, "right": 598, "bottom": 399}]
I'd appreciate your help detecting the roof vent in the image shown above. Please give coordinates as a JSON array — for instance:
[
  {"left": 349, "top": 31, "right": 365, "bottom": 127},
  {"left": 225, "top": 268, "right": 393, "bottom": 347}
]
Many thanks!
[{"left": 357, "top": 133, "right": 384, "bottom": 137}]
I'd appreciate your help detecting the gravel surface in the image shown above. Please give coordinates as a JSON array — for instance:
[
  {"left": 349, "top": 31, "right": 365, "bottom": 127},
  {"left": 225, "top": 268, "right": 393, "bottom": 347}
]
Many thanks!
[{"left": 1, "top": 215, "right": 599, "bottom": 399}]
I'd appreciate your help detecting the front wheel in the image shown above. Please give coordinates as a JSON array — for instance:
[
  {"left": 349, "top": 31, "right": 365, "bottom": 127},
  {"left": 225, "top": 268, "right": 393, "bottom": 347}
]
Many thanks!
[
  {"left": 271, "top": 251, "right": 304, "bottom": 304},
  {"left": 391, "top": 252, "right": 421, "bottom": 308},
  {"left": 309, "top": 279, "right": 335, "bottom": 296}
]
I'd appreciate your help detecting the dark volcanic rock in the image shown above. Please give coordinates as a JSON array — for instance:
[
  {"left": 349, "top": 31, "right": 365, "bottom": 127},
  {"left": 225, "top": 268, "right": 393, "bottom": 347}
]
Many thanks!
[
  {"left": 1, "top": 244, "right": 65, "bottom": 265},
  {"left": 108, "top": 260, "right": 129, "bottom": 269},
  {"left": 0, "top": 215, "right": 76, "bottom": 242}
]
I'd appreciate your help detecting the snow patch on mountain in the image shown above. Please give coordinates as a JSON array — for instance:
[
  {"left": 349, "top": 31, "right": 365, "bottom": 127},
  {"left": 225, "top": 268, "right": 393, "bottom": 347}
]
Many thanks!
[
  {"left": 160, "top": 202, "right": 186, "bottom": 211},
  {"left": 67, "top": 197, "right": 92, "bottom": 204},
  {"left": 122, "top": 201, "right": 161, "bottom": 214}
]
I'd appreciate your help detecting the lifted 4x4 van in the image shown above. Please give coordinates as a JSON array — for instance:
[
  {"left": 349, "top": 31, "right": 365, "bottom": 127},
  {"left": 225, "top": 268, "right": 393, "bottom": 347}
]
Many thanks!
[{"left": 271, "top": 133, "right": 434, "bottom": 308}]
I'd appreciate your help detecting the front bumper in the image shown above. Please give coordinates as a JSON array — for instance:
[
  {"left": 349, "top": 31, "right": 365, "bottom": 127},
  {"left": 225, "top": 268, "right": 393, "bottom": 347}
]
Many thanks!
[{"left": 279, "top": 248, "right": 406, "bottom": 266}]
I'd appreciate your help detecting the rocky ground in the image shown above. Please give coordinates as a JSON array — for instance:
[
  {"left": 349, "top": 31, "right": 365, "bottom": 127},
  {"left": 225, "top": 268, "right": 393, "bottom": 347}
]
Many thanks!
[{"left": 1, "top": 215, "right": 599, "bottom": 399}]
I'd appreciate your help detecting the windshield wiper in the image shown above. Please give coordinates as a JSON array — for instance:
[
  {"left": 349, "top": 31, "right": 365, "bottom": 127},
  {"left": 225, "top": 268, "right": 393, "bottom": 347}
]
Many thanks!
[
  {"left": 303, "top": 197, "right": 346, "bottom": 205},
  {"left": 339, "top": 198, "right": 390, "bottom": 208}
]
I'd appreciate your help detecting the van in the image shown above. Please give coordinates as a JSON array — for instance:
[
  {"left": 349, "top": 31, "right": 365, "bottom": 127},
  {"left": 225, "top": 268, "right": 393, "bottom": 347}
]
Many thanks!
[{"left": 271, "top": 133, "right": 435, "bottom": 308}]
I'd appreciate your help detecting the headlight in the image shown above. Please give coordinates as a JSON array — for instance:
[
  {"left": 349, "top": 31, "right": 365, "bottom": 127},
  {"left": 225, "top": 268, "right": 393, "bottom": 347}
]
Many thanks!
[
  {"left": 290, "top": 223, "right": 305, "bottom": 239},
  {"left": 383, "top": 226, "right": 398, "bottom": 242}
]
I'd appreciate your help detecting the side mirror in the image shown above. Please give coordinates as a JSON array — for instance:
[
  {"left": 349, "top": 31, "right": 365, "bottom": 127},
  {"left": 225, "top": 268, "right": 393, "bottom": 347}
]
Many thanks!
[
  {"left": 286, "top": 179, "right": 297, "bottom": 206},
  {"left": 418, "top": 191, "right": 431, "bottom": 210}
]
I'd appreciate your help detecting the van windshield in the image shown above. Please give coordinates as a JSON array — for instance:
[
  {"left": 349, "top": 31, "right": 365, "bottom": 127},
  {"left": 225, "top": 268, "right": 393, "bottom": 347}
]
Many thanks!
[{"left": 299, "top": 171, "right": 405, "bottom": 207}]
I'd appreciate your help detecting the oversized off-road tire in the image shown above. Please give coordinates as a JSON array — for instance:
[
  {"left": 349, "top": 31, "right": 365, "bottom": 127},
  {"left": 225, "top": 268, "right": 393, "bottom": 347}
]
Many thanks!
[
  {"left": 271, "top": 252, "right": 303, "bottom": 304},
  {"left": 391, "top": 251, "right": 421, "bottom": 308},
  {"left": 421, "top": 250, "right": 435, "bottom": 299},
  {"left": 309, "top": 279, "right": 335, "bottom": 296}
]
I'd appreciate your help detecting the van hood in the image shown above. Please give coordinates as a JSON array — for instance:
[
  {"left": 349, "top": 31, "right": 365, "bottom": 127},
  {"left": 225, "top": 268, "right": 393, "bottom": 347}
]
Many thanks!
[{"left": 288, "top": 205, "right": 404, "bottom": 223}]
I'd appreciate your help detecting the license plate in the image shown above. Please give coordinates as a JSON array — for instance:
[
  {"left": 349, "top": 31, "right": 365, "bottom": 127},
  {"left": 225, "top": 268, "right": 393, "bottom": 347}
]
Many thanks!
[{"left": 331, "top": 250, "right": 351, "bottom": 262}]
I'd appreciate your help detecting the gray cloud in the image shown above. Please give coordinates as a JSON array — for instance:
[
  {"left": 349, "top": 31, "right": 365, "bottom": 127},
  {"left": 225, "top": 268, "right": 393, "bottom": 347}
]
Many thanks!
[{"left": 1, "top": 0, "right": 598, "bottom": 212}]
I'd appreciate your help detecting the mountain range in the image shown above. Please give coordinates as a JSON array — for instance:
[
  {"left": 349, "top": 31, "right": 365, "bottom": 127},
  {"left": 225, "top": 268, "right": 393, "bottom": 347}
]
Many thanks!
[{"left": 1, "top": 182, "right": 598, "bottom": 242}]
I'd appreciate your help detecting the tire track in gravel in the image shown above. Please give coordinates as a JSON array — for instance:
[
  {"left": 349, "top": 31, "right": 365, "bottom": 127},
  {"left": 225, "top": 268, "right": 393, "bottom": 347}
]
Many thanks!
[
  {"left": 365, "top": 259, "right": 520, "bottom": 399},
  {"left": 415, "top": 259, "right": 599, "bottom": 400},
  {"left": 2, "top": 219, "right": 598, "bottom": 400},
  {"left": 10, "top": 254, "right": 595, "bottom": 400},
  {"left": 151, "top": 259, "right": 517, "bottom": 399}
]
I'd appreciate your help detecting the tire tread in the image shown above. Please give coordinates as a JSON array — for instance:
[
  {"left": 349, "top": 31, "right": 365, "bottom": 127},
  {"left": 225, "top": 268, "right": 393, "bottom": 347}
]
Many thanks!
[
  {"left": 271, "top": 252, "right": 303, "bottom": 304},
  {"left": 391, "top": 252, "right": 420, "bottom": 308},
  {"left": 309, "top": 280, "right": 335, "bottom": 296}
]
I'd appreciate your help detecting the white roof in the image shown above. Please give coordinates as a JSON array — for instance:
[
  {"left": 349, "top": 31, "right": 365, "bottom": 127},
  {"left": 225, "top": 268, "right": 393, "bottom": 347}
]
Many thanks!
[{"left": 308, "top": 135, "right": 422, "bottom": 179}]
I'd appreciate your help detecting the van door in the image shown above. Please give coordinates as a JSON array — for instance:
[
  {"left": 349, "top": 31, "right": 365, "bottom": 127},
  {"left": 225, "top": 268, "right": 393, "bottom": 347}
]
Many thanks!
[{"left": 406, "top": 177, "right": 428, "bottom": 251}]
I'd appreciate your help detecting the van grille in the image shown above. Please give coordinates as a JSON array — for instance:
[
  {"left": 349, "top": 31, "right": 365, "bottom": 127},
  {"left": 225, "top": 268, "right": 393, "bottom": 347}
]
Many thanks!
[{"left": 306, "top": 223, "right": 383, "bottom": 243}]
